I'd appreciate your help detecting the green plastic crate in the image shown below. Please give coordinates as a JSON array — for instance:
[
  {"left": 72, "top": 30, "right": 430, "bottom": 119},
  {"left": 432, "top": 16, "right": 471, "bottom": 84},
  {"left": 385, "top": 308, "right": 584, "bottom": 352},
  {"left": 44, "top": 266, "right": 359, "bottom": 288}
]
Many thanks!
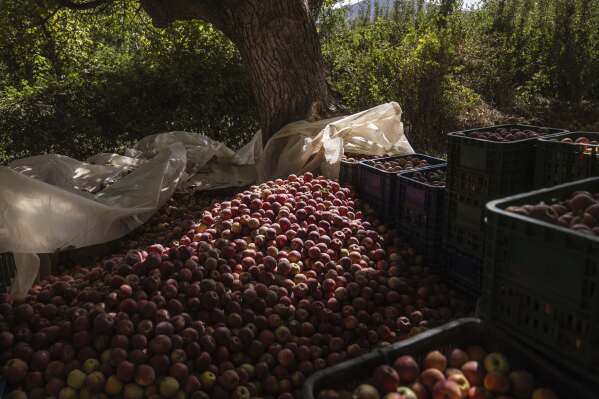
[
  {"left": 484, "top": 177, "right": 599, "bottom": 384},
  {"left": 535, "top": 131, "right": 599, "bottom": 189},
  {"left": 446, "top": 124, "right": 567, "bottom": 258}
]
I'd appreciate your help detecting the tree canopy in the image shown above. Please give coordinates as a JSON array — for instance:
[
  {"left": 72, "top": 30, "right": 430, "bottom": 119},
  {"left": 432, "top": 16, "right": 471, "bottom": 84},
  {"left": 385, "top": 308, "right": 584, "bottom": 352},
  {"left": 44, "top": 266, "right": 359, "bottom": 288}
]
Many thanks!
[{"left": 1, "top": 0, "right": 598, "bottom": 163}]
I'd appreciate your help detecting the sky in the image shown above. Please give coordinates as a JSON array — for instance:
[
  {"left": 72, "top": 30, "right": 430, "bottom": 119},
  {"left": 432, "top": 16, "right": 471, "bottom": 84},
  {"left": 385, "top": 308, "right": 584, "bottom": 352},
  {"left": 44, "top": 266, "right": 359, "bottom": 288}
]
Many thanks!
[{"left": 334, "top": 0, "right": 482, "bottom": 9}]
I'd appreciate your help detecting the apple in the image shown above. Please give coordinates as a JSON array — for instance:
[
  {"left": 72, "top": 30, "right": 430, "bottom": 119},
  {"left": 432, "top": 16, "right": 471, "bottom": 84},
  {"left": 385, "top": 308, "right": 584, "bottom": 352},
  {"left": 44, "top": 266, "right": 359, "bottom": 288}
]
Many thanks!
[
  {"left": 532, "top": 388, "right": 559, "bottom": 399},
  {"left": 432, "top": 380, "right": 461, "bottom": 399},
  {"left": 395, "top": 387, "right": 418, "bottom": 399},
  {"left": 461, "top": 361, "right": 485, "bottom": 386},
  {"left": 410, "top": 382, "right": 430, "bottom": 399},
  {"left": 444, "top": 368, "right": 463, "bottom": 378},
  {"left": 483, "top": 353, "right": 509, "bottom": 374},
  {"left": 420, "top": 368, "right": 445, "bottom": 391},
  {"left": 394, "top": 356, "right": 420, "bottom": 383},
  {"left": 105, "top": 375, "right": 124, "bottom": 395},
  {"left": 509, "top": 370, "right": 536, "bottom": 398},
  {"left": 448, "top": 349, "right": 469, "bottom": 369},
  {"left": 467, "top": 387, "right": 492, "bottom": 399},
  {"left": 448, "top": 373, "right": 470, "bottom": 397},
  {"left": 424, "top": 351, "right": 447, "bottom": 372},
  {"left": 484, "top": 372, "right": 510, "bottom": 394},
  {"left": 67, "top": 369, "right": 86, "bottom": 389},
  {"left": 353, "top": 384, "right": 380, "bottom": 399},
  {"left": 373, "top": 365, "right": 400, "bottom": 393}
]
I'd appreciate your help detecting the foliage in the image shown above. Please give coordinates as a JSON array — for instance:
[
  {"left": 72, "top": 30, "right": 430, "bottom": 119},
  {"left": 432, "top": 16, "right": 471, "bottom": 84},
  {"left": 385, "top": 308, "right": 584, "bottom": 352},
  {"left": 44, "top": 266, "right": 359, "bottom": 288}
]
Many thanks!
[
  {"left": 1, "top": 0, "right": 599, "bottom": 163},
  {"left": 0, "top": 0, "right": 256, "bottom": 163},
  {"left": 320, "top": 1, "right": 485, "bottom": 153}
]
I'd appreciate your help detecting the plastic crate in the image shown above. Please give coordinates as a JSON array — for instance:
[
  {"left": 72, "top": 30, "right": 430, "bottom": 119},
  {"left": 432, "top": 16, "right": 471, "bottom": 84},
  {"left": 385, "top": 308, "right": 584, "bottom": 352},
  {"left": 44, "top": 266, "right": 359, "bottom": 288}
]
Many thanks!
[
  {"left": 446, "top": 247, "right": 482, "bottom": 296},
  {"left": 535, "top": 131, "right": 599, "bottom": 189},
  {"left": 0, "top": 253, "right": 16, "bottom": 293},
  {"left": 359, "top": 154, "right": 445, "bottom": 219},
  {"left": 339, "top": 160, "right": 359, "bottom": 187},
  {"left": 303, "top": 318, "right": 596, "bottom": 399},
  {"left": 339, "top": 154, "right": 382, "bottom": 187},
  {"left": 447, "top": 124, "right": 566, "bottom": 176},
  {"left": 395, "top": 165, "right": 447, "bottom": 269},
  {"left": 446, "top": 124, "right": 566, "bottom": 258},
  {"left": 446, "top": 190, "right": 486, "bottom": 258},
  {"left": 484, "top": 177, "right": 599, "bottom": 384}
]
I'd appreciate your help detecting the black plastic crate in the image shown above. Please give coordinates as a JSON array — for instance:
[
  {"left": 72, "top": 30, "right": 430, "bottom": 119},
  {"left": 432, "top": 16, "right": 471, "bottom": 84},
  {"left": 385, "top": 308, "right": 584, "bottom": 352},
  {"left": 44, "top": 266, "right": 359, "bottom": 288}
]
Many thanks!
[
  {"left": 535, "top": 131, "right": 599, "bottom": 189},
  {"left": 339, "top": 154, "right": 379, "bottom": 187},
  {"left": 359, "top": 154, "right": 445, "bottom": 220},
  {"left": 446, "top": 124, "right": 567, "bottom": 258},
  {"left": 484, "top": 177, "right": 599, "bottom": 384},
  {"left": 395, "top": 165, "right": 447, "bottom": 268},
  {"left": 447, "top": 124, "right": 566, "bottom": 177},
  {"left": 303, "top": 318, "right": 596, "bottom": 399},
  {"left": 446, "top": 190, "right": 487, "bottom": 258},
  {"left": 339, "top": 160, "right": 359, "bottom": 187},
  {"left": 446, "top": 247, "right": 482, "bottom": 296},
  {"left": 0, "top": 253, "right": 15, "bottom": 294}
]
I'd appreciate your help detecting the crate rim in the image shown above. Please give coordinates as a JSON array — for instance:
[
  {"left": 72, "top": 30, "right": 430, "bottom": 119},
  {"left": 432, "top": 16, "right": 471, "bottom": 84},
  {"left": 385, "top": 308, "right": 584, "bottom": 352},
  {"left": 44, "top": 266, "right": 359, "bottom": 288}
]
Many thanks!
[
  {"left": 486, "top": 176, "right": 599, "bottom": 243},
  {"left": 397, "top": 163, "right": 447, "bottom": 189},
  {"left": 359, "top": 153, "right": 446, "bottom": 175},
  {"left": 302, "top": 318, "right": 479, "bottom": 399},
  {"left": 303, "top": 317, "right": 598, "bottom": 399},
  {"left": 447, "top": 123, "right": 568, "bottom": 145},
  {"left": 537, "top": 130, "right": 599, "bottom": 144},
  {"left": 341, "top": 152, "right": 388, "bottom": 164},
  {"left": 302, "top": 345, "right": 385, "bottom": 399}
]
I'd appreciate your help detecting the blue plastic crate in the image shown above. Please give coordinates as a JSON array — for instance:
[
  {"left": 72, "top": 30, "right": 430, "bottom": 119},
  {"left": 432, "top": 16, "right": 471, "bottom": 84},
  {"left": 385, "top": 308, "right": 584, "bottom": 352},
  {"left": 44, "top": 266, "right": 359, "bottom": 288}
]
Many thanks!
[{"left": 359, "top": 154, "right": 445, "bottom": 220}]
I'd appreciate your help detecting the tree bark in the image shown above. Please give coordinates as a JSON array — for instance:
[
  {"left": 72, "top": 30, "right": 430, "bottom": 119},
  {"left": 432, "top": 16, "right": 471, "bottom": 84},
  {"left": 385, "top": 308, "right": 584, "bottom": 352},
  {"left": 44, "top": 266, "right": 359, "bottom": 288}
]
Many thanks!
[{"left": 140, "top": 0, "right": 330, "bottom": 143}]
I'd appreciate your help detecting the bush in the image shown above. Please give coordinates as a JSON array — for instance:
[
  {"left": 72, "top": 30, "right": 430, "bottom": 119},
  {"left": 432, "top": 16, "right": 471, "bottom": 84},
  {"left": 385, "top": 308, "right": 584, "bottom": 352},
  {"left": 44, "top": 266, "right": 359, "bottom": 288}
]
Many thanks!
[
  {"left": 321, "top": 6, "right": 487, "bottom": 154},
  {"left": 0, "top": 2, "right": 257, "bottom": 164}
]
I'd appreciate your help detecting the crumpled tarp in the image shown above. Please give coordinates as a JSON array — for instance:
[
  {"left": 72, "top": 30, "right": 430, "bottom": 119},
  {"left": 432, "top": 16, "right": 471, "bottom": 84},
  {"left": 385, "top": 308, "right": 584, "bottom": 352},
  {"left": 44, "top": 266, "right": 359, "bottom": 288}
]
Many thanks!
[{"left": 0, "top": 102, "right": 412, "bottom": 297}]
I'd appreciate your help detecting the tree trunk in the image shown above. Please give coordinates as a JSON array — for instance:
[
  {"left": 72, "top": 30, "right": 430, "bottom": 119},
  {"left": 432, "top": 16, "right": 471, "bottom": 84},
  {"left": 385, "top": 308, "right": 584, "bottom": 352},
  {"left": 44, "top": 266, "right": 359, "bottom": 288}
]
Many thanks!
[
  {"left": 140, "top": 0, "right": 330, "bottom": 143},
  {"left": 222, "top": 2, "right": 329, "bottom": 143}
]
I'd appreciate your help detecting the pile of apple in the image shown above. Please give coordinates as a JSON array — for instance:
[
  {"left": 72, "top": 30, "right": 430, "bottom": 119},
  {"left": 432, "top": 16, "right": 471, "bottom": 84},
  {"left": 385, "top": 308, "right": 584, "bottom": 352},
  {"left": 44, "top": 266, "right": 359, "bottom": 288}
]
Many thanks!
[
  {"left": 506, "top": 190, "right": 599, "bottom": 236},
  {"left": 122, "top": 190, "right": 239, "bottom": 251},
  {"left": 455, "top": 127, "right": 547, "bottom": 142},
  {"left": 342, "top": 154, "right": 378, "bottom": 163},
  {"left": 407, "top": 169, "right": 446, "bottom": 187},
  {"left": 363, "top": 157, "right": 432, "bottom": 174},
  {"left": 317, "top": 347, "right": 559, "bottom": 399},
  {"left": 0, "top": 173, "right": 471, "bottom": 399}
]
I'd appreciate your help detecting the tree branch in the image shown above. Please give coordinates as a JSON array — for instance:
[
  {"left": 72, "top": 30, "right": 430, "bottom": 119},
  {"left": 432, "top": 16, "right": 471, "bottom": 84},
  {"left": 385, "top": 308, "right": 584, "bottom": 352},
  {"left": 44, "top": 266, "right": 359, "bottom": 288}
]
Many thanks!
[
  {"left": 57, "top": 0, "right": 112, "bottom": 10},
  {"left": 307, "top": 0, "right": 325, "bottom": 19},
  {"left": 37, "top": 7, "right": 61, "bottom": 26},
  {"left": 139, "top": 0, "right": 224, "bottom": 29}
]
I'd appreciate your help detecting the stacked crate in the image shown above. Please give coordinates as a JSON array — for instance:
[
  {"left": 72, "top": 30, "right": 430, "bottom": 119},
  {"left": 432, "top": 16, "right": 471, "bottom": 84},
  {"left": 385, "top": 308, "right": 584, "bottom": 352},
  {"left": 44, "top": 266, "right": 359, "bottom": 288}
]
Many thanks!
[
  {"left": 358, "top": 154, "right": 445, "bottom": 220},
  {"left": 484, "top": 177, "right": 599, "bottom": 386},
  {"left": 395, "top": 165, "right": 447, "bottom": 269},
  {"left": 446, "top": 124, "right": 566, "bottom": 294}
]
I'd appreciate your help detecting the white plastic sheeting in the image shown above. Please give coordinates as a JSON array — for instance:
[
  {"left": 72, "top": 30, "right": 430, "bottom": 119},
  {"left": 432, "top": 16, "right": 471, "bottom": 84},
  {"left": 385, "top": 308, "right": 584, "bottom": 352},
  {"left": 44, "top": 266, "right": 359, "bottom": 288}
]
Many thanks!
[
  {"left": 0, "top": 102, "right": 411, "bottom": 297},
  {"left": 0, "top": 144, "right": 188, "bottom": 297},
  {"left": 258, "top": 102, "right": 412, "bottom": 181}
]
